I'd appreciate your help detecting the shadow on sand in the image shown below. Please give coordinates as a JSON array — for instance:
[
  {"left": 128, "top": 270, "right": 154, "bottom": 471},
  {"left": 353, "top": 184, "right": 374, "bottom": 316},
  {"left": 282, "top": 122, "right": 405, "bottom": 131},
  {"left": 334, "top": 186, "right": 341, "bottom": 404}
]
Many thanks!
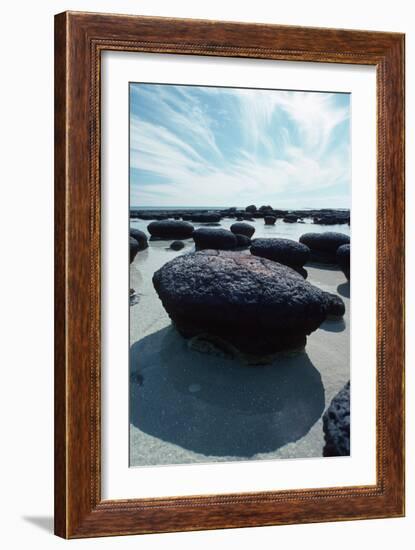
[
  {"left": 130, "top": 326, "right": 325, "bottom": 458},
  {"left": 337, "top": 281, "right": 350, "bottom": 298}
]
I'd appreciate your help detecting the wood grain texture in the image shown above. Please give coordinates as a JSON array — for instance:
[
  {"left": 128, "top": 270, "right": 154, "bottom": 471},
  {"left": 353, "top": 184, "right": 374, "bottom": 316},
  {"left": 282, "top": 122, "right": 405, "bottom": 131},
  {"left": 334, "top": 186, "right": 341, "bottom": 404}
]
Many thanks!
[{"left": 54, "top": 11, "right": 405, "bottom": 539}]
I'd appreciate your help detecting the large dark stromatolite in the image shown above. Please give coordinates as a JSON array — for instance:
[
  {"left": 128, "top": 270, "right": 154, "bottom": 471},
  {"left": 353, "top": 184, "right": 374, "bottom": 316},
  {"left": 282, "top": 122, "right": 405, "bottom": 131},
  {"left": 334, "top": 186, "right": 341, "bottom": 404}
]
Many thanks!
[
  {"left": 323, "top": 382, "right": 350, "bottom": 456},
  {"left": 147, "top": 220, "right": 194, "bottom": 239},
  {"left": 129, "top": 228, "right": 148, "bottom": 251},
  {"left": 193, "top": 228, "right": 237, "bottom": 250},
  {"left": 250, "top": 238, "right": 310, "bottom": 272},
  {"left": 299, "top": 232, "right": 350, "bottom": 263},
  {"left": 336, "top": 244, "right": 350, "bottom": 280},
  {"left": 230, "top": 222, "right": 255, "bottom": 238},
  {"left": 153, "top": 250, "right": 330, "bottom": 354}
]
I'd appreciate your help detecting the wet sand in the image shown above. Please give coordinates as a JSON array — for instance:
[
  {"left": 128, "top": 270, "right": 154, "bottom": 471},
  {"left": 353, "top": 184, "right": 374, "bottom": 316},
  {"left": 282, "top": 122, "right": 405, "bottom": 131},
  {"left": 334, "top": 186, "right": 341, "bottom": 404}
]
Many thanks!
[{"left": 129, "top": 220, "right": 350, "bottom": 467}]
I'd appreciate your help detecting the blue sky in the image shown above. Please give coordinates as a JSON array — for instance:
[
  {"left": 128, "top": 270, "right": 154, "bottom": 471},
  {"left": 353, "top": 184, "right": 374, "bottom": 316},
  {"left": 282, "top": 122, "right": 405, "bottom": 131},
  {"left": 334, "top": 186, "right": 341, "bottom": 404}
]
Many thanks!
[{"left": 130, "top": 83, "right": 351, "bottom": 208}]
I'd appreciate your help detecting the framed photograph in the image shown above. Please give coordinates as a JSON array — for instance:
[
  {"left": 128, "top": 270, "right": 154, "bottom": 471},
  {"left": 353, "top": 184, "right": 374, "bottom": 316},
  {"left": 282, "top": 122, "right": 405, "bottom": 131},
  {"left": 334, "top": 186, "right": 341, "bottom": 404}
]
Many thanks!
[{"left": 54, "top": 11, "right": 405, "bottom": 538}]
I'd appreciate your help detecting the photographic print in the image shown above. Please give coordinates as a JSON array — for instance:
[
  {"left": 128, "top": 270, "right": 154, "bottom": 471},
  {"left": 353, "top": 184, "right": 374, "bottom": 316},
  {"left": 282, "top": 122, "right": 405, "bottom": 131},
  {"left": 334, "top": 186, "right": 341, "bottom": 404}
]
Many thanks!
[{"left": 129, "top": 82, "right": 351, "bottom": 468}]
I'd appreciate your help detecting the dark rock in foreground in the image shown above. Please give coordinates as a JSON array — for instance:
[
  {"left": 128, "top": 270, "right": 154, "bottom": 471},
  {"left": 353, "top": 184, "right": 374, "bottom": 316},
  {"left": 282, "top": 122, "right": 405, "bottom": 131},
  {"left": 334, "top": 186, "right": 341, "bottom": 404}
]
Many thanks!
[
  {"left": 230, "top": 222, "right": 255, "bottom": 238},
  {"left": 264, "top": 215, "right": 277, "bottom": 225},
  {"left": 147, "top": 220, "right": 194, "bottom": 240},
  {"left": 153, "top": 250, "right": 330, "bottom": 354},
  {"left": 250, "top": 238, "right": 310, "bottom": 269},
  {"left": 336, "top": 244, "right": 350, "bottom": 280},
  {"left": 323, "top": 292, "right": 346, "bottom": 318},
  {"left": 193, "top": 228, "right": 237, "bottom": 250},
  {"left": 235, "top": 234, "right": 251, "bottom": 249},
  {"left": 129, "top": 236, "right": 140, "bottom": 264},
  {"left": 129, "top": 228, "right": 148, "bottom": 251},
  {"left": 299, "top": 232, "right": 350, "bottom": 263},
  {"left": 323, "top": 382, "right": 350, "bottom": 456},
  {"left": 170, "top": 241, "right": 185, "bottom": 251}
]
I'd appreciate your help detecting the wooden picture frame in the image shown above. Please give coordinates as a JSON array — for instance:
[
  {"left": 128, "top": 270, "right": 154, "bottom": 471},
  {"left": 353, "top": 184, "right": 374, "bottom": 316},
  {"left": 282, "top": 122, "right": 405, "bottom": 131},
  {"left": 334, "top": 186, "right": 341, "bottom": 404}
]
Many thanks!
[{"left": 54, "top": 11, "right": 405, "bottom": 538}]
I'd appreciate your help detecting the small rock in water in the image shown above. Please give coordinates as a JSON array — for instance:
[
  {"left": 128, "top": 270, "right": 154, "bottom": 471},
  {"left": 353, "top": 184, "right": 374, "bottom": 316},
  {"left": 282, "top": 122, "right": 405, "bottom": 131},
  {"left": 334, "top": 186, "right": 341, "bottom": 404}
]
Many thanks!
[
  {"left": 170, "top": 240, "right": 185, "bottom": 251},
  {"left": 188, "top": 383, "right": 201, "bottom": 393}
]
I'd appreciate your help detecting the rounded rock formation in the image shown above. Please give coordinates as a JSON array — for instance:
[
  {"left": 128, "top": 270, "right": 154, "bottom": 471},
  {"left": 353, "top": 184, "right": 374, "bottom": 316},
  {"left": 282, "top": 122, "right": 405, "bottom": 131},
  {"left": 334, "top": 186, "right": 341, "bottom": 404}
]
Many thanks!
[
  {"left": 264, "top": 215, "right": 277, "bottom": 225},
  {"left": 245, "top": 204, "right": 257, "bottom": 213},
  {"left": 323, "top": 291, "right": 346, "bottom": 318},
  {"left": 323, "top": 382, "right": 350, "bottom": 456},
  {"left": 250, "top": 238, "right": 310, "bottom": 270},
  {"left": 147, "top": 220, "right": 194, "bottom": 240},
  {"left": 153, "top": 250, "right": 331, "bottom": 354},
  {"left": 193, "top": 228, "right": 237, "bottom": 250},
  {"left": 336, "top": 244, "right": 350, "bottom": 280},
  {"left": 129, "top": 228, "right": 148, "bottom": 251},
  {"left": 299, "top": 232, "right": 350, "bottom": 263},
  {"left": 230, "top": 222, "right": 255, "bottom": 238}
]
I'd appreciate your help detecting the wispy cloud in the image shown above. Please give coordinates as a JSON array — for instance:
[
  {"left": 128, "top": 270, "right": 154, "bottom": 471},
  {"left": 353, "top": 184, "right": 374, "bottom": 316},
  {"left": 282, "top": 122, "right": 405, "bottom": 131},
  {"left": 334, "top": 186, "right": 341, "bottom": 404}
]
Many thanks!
[{"left": 130, "top": 84, "right": 350, "bottom": 208}]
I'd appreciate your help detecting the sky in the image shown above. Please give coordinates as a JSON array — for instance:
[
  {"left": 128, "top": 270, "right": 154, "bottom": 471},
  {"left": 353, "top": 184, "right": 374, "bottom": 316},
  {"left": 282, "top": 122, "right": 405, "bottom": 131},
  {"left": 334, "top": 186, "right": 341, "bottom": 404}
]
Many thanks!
[{"left": 130, "top": 83, "right": 351, "bottom": 208}]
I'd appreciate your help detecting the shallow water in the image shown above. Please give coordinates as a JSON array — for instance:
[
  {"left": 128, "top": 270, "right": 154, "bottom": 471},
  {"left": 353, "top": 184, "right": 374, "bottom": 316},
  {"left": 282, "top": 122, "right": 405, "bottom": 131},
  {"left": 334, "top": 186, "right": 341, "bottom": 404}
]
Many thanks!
[{"left": 130, "top": 216, "right": 350, "bottom": 242}]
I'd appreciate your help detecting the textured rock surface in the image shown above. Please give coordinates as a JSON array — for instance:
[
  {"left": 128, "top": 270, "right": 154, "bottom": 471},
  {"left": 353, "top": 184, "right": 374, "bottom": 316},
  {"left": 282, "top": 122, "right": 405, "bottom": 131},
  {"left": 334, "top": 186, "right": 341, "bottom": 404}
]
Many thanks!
[
  {"left": 129, "top": 236, "right": 140, "bottom": 264},
  {"left": 230, "top": 222, "right": 255, "bottom": 238},
  {"left": 129, "top": 228, "right": 148, "bottom": 251},
  {"left": 153, "top": 250, "right": 330, "bottom": 354},
  {"left": 193, "top": 228, "right": 237, "bottom": 250},
  {"left": 147, "top": 220, "right": 194, "bottom": 239},
  {"left": 323, "top": 382, "right": 350, "bottom": 456},
  {"left": 250, "top": 238, "right": 310, "bottom": 269},
  {"left": 300, "top": 232, "right": 350, "bottom": 263},
  {"left": 336, "top": 244, "right": 350, "bottom": 279},
  {"left": 323, "top": 291, "right": 346, "bottom": 317}
]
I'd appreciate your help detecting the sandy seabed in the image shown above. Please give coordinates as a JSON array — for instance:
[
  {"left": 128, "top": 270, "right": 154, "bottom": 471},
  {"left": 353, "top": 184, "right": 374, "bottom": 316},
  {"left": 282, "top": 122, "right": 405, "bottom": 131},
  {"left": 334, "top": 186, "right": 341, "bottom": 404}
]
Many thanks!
[{"left": 129, "top": 219, "right": 350, "bottom": 467}]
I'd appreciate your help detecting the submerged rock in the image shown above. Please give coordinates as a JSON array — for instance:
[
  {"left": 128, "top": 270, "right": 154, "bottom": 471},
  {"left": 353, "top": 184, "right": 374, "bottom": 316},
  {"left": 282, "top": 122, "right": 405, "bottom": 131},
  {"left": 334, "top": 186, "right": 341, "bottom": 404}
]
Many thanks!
[
  {"left": 129, "top": 228, "right": 148, "bottom": 251},
  {"left": 230, "top": 222, "right": 255, "bottom": 238},
  {"left": 336, "top": 244, "right": 350, "bottom": 280},
  {"left": 153, "top": 250, "right": 330, "bottom": 354},
  {"left": 323, "top": 382, "right": 350, "bottom": 456},
  {"left": 250, "top": 238, "right": 310, "bottom": 270},
  {"left": 283, "top": 214, "right": 298, "bottom": 223},
  {"left": 147, "top": 220, "right": 194, "bottom": 239},
  {"left": 170, "top": 240, "right": 185, "bottom": 251},
  {"left": 193, "top": 228, "right": 237, "bottom": 250},
  {"left": 299, "top": 232, "right": 350, "bottom": 263}
]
